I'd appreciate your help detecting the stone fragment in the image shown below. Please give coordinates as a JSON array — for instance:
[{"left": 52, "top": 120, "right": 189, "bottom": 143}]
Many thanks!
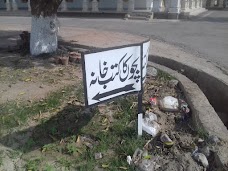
[
  {"left": 137, "top": 159, "right": 155, "bottom": 171},
  {"left": 208, "top": 135, "right": 220, "bottom": 144},
  {"left": 147, "top": 67, "right": 158, "bottom": 77},
  {"left": 127, "top": 155, "right": 132, "bottom": 165},
  {"left": 193, "top": 153, "right": 209, "bottom": 168},
  {"left": 168, "top": 79, "right": 179, "bottom": 88},
  {"left": 200, "top": 146, "right": 210, "bottom": 158},
  {"left": 145, "top": 111, "right": 158, "bottom": 122},
  {"left": 198, "top": 138, "right": 204, "bottom": 143},
  {"left": 94, "top": 152, "right": 102, "bottom": 160},
  {"left": 142, "top": 118, "right": 160, "bottom": 137},
  {"left": 160, "top": 133, "right": 174, "bottom": 147},
  {"left": 159, "top": 96, "right": 179, "bottom": 112}
]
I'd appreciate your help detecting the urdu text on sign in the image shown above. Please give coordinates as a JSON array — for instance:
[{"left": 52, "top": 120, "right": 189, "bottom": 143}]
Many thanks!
[{"left": 82, "top": 41, "right": 150, "bottom": 107}]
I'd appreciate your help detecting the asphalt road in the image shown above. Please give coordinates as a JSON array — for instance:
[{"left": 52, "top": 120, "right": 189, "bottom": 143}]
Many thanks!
[{"left": 0, "top": 9, "right": 228, "bottom": 71}]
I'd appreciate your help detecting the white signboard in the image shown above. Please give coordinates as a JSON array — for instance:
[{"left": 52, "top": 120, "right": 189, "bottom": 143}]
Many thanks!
[
  {"left": 142, "top": 41, "right": 150, "bottom": 83},
  {"left": 82, "top": 40, "right": 150, "bottom": 107},
  {"left": 83, "top": 45, "right": 141, "bottom": 106}
]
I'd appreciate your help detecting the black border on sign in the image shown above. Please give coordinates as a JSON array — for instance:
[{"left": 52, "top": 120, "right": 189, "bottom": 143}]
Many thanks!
[{"left": 81, "top": 39, "right": 150, "bottom": 108}]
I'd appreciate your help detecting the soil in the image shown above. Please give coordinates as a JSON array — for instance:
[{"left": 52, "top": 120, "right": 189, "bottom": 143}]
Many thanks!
[
  {"left": 0, "top": 47, "right": 222, "bottom": 171},
  {"left": 0, "top": 51, "right": 82, "bottom": 104}
]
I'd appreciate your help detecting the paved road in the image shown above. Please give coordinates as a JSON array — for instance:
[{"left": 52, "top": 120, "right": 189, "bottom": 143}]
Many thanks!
[{"left": 0, "top": 9, "right": 228, "bottom": 71}]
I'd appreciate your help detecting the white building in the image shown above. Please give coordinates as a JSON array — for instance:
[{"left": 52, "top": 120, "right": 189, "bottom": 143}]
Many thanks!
[{"left": 0, "top": 0, "right": 221, "bottom": 19}]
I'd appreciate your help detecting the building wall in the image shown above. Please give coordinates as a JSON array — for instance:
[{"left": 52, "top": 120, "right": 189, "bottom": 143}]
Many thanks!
[
  {"left": 0, "top": 0, "right": 28, "bottom": 9},
  {"left": 15, "top": 0, "right": 28, "bottom": 9},
  {"left": 0, "top": 0, "right": 6, "bottom": 9},
  {"left": 64, "top": 0, "right": 152, "bottom": 10},
  {"left": 66, "top": 0, "right": 83, "bottom": 10},
  {"left": 0, "top": 0, "right": 154, "bottom": 11}
]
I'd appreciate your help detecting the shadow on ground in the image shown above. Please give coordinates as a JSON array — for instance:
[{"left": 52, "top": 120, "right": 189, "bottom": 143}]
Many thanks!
[
  {"left": 190, "top": 10, "right": 228, "bottom": 23},
  {"left": 0, "top": 104, "right": 95, "bottom": 153},
  {"left": 0, "top": 30, "right": 89, "bottom": 70}
]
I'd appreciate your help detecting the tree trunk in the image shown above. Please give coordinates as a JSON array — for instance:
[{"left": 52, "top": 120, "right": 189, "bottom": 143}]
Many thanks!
[
  {"left": 30, "top": 0, "right": 62, "bottom": 56},
  {"left": 30, "top": 15, "right": 59, "bottom": 56}
]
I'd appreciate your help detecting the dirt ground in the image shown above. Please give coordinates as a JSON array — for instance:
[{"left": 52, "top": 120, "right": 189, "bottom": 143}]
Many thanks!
[
  {"left": 0, "top": 45, "right": 223, "bottom": 171},
  {"left": 0, "top": 50, "right": 82, "bottom": 104}
]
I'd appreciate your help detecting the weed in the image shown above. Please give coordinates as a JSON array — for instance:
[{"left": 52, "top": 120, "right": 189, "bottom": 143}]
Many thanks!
[
  {"left": 157, "top": 70, "right": 175, "bottom": 81},
  {"left": 7, "top": 150, "right": 21, "bottom": 159},
  {"left": 66, "top": 143, "right": 81, "bottom": 155},
  {"left": 26, "top": 138, "right": 36, "bottom": 148},
  {"left": 44, "top": 164, "right": 55, "bottom": 171},
  {"left": 57, "top": 157, "right": 73, "bottom": 169},
  {"left": 25, "top": 158, "right": 42, "bottom": 171},
  {"left": 42, "top": 144, "right": 58, "bottom": 152},
  {"left": 0, "top": 86, "right": 74, "bottom": 131},
  {"left": 76, "top": 160, "right": 96, "bottom": 171},
  {"left": 197, "top": 128, "right": 209, "bottom": 139},
  {"left": 73, "top": 96, "right": 147, "bottom": 170},
  {"left": 0, "top": 150, "right": 4, "bottom": 166},
  {"left": 75, "top": 82, "right": 84, "bottom": 102},
  {"left": 49, "top": 126, "right": 58, "bottom": 135}
]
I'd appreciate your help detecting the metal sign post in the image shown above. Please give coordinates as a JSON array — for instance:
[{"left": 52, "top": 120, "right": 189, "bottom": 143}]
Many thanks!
[{"left": 138, "top": 41, "right": 150, "bottom": 137}]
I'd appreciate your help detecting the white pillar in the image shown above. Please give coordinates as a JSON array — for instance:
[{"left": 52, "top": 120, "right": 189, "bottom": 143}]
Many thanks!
[
  {"left": 92, "top": 0, "right": 99, "bottom": 12},
  {"left": 82, "top": 0, "right": 89, "bottom": 11},
  {"left": 181, "top": 0, "right": 189, "bottom": 12},
  {"left": 189, "top": 0, "right": 192, "bottom": 8},
  {"left": 195, "top": 0, "right": 199, "bottom": 8},
  {"left": 153, "top": 0, "right": 165, "bottom": 12},
  {"left": 165, "top": 0, "right": 170, "bottom": 12},
  {"left": 61, "top": 0, "right": 68, "bottom": 11},
  {"left": 191, "top": 0, "right": 195, "bottom": 8},
  {"left": 6, "top": 0, "right": 11, "bottom": 11},
  {"left": 146, "top": 0, "right": 153, "bottom": 10},
  {"left": 12, "top": 0, "right": 18, "bottom": 11},
  {"left": 128, "top": 0, "right": 135, "bottom": 12},
  {"left": 168, "top": 0, "right": 181, "bottom": 18},
  {"left": 28, "top": 0, "right": 31, "bottom": 11},
  {"left": 117, "top": 0, "right": 124, "bottom": 12},
  {"left": 199, "top": 0, "right": 203, "bottom": 7},
  {"left": 197, "top": 0, "right": 201, "bottom": 7}
]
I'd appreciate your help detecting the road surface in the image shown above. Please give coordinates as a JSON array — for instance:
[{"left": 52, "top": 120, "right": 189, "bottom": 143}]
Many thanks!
[{"left": 0, "top": 9, "right": 228, "bottom": 71}]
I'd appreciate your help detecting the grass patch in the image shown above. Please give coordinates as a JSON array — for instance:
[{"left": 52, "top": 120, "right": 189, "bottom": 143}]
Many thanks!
[
  {"left": 0, "top": 150, "right": 4, "bottom": 167},
  {"left": 157, "top": 70, "right": 175, "bottom": 81},
  {"left": 25, "top": 158, "right": 43, "bottom": 171},
  {"left": 197, "top": 128, "right": 209, "bottom": 140},
  {"left": 7, "top": 150, "right": 21, "bottom": 160},
  {"left": 44, "top": 164, "right": 56, "bottom": 171},
  {"left": 0, "top": 84, "right": 148, "bottom": 170},
  {"left": 58, "top": 96, "right": 147, "bottom": 170},
  {"left": 22, "top": 96, "right": 148, "bottom": 170},
  {"left": 0, "top": 85, "right": 76, "bottom": 132},
  {"left": 57, "top": 157, "right": 73, "bottom": 169}
]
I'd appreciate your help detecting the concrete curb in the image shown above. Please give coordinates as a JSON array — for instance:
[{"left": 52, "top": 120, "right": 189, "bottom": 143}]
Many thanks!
[
  {"left": 148, "top": 61, "right": 228, "bottom": 170},
  {"left": 148, "top": 61, "right": 228, "bottom": 142},
  {"left": 149, "top": 54, "right": 228, "bottom": 127}
]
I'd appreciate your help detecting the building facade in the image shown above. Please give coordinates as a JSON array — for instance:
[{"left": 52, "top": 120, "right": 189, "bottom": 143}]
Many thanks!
[{"left": 0, "top": 0, "right": 211, "bottom": 19}]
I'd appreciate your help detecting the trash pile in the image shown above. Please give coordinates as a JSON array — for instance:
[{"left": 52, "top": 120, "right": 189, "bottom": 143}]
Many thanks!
[
  {"left": 127, "top": 67, "right": 220, "bottom": 171},
  {"left": 16, "top": 31, "right": 30, "bottom": 55}
]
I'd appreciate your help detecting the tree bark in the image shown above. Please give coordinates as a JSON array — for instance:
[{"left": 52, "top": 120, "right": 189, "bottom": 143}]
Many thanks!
[{"left": 30, "top": 0, "right": 62, "bottom": 56}]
